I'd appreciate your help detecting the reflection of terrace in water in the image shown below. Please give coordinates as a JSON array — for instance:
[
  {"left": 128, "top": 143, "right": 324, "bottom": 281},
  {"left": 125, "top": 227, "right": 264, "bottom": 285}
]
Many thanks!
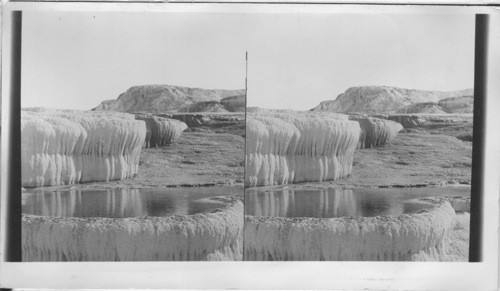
[
  {"left": 22, "top": 188, "right": 228, "bottom": 218},
  {"left": 244, "top": 188, "right": 439, "bottom": 218}
]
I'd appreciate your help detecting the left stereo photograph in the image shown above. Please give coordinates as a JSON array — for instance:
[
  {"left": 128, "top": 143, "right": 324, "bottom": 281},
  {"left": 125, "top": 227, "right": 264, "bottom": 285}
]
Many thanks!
[{"left": 19, "top": 11, "right": 246, "bottom": 261}]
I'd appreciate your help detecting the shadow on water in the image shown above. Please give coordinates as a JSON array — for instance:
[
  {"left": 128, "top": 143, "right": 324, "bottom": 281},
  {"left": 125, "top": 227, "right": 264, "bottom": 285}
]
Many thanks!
[{"left": 245, "top": 187, "right": 470, "bottom": 218}]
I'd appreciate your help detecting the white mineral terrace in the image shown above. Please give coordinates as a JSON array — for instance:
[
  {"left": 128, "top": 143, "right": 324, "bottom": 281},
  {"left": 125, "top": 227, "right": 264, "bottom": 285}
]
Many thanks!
[
  {"left": 245, "top": 112, "right": 360, "bottom": 186},
  {"left": 244, "top": 199, "right": 466, "bottom": 261},
  {"left": 22, "top": 195, "right": 243, "bottom": 261},
  {"left": 350, "top": 116, "right": 403, "bottom": 149},
  {"left": 21, "top": 109, "right": 146, "bottom": 187},
  {"left": 135, "top": 115, "right": 187, "bottom": 148}
]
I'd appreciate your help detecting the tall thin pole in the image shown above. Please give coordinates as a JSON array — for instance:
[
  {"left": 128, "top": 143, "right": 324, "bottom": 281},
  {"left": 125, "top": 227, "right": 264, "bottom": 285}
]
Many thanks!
[
  {"left": 469, "top": 14, "right": 488, "bottom": 262},
  {"left": 245, "top": 51, "right": 248, "bottom": 93},
  {"left": 3, "top": 10, "right": 23, "bottom": 262},
  {"left": 242, "top": 51, "right": 248, "bottom": 261}
]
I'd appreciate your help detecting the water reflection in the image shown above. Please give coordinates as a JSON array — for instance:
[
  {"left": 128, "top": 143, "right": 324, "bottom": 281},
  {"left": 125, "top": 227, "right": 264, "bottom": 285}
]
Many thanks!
[
  {"left": 245, "top": 187, "right": 470, "bottom": 218},
  {"left": 23, "top": 187, "right": 240, "bottom": 218}
]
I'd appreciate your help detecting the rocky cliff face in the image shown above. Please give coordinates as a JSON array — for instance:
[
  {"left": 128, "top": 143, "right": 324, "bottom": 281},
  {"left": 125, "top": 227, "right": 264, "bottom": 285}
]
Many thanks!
[
  {"left": 311, "top": 86, "right": 473, "bottom": 114},
  {"left": 92, "top": 85, "right": 245, "bottom": 113}
]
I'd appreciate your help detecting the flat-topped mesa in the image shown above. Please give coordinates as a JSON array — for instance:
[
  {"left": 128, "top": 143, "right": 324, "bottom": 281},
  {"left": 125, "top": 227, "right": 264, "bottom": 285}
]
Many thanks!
[
  {"left": 21, "top": 109, "right": 146, "bottom": 188},
  {"left": 349, "top": 116, "right": 403, "bottom": 149},
  {"left": 311, "top": 86, "right": 473, "bottom": 114},
  {"left": 246, "top": 112, "right": 359, "bottom": 187},
  {"left": 92, "top": 84, "right": 245, "bottom": 113},
  {"left": 135, "top": 115, "right": 187, "bottom": 148}
]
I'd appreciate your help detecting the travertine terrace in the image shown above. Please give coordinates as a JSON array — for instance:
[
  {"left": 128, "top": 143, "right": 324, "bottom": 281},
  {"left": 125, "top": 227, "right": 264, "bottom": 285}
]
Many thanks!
[
  {"left": 245, "top": 199, "right": 465, "bottom": 261},
  {"left": 23, "top": 195, "right": 243, "bottom": 261},
  {"left": 349, "top": 116, "right": 403, "bottom": 149},
  {"left": 245, "top": 112, "right": 360, "bottom": 187},
  {"left": 135, "top": 115, "right": 188, "bottom": 148},
  {"left": 21, "top": 109, "right": 146, "bottom": 187}
]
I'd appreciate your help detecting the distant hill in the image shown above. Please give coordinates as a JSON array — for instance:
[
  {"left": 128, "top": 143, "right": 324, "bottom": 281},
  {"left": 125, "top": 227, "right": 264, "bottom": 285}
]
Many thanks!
[
  {"left": 310, "top": 86, "right": 473, "bottom": 114},
  {"left": 437, "top": 96, "right": 474, "bottom": 114},
  {"left": 92, "top": 85, "right": 245, "bottom": 113},
  {"left": 220, "top": 94, "right": 246, "bottom": 112},
  {"left": 182, "top": 94, "right": 246, "bottom": 113},
  {"left": 402, "top": 102, "right": 447, "bottom": 114},
  {"left": 182, "top": 101, "right": 229, "bottom": 113}
]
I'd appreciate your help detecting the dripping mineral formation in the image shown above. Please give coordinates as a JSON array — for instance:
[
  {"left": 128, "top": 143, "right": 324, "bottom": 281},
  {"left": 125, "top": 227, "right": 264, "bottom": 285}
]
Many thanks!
[
  {"left": 92, "top": 84, "right": 245, "bottom": 113},
  {"left": 21, "top": 109, "right": 146, "bottom": 187},
  {"left": 135, "top": 114, "right": 188, "bottom": 148},
  {"left": 245, "top": 199, "right": 466, "bottom": 261},
  {"left": 349, "top": 116, "right": 403, "bottom": 149},
  {"left": 245, "top": 112, "right": 360, "bottom": 187},
  {"left": 23, "top": 195, "right": 243, "bottom": 261}
]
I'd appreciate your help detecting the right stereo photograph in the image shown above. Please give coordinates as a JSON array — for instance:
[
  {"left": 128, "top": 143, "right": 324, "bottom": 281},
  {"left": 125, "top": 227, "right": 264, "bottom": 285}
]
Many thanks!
[{"left": 243, "top": 12, "right": 475, "bottom": 261}]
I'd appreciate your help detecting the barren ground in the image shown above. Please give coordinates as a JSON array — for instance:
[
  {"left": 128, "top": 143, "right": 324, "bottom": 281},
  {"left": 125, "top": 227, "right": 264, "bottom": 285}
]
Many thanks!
[
  {"left": 135, "top": 131, "right": 244, "bottom": 187},
  {"left": 340, "top": 131, "right": 472, "bottom": 187}
]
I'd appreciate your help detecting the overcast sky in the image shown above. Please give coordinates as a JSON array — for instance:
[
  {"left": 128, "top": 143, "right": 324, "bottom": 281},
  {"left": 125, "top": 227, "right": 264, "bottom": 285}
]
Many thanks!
[
  {"left": 21, "top": 11, "right": 247, "bottom": 110},
  {"left": 22, "top": 11, "right": 474, "bottom": 110}
]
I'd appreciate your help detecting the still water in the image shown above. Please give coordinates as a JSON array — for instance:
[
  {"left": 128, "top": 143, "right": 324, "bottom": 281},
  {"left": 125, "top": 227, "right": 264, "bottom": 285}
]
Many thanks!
[
  {"left": 23, "top": 187, "right": 242, "bottom": 218},
  {"left": 245, "top": 187, "right": 470, "bottom": 218}
]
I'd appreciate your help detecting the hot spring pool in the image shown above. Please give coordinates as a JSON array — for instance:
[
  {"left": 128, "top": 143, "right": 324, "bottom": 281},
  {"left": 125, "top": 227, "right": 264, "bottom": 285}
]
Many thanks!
[
  {"left": 245, "top": 186, "right": 470, "bottom": 218},
  {"left": 23, "top": 186, "right": 242, "bottom": 218}
]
